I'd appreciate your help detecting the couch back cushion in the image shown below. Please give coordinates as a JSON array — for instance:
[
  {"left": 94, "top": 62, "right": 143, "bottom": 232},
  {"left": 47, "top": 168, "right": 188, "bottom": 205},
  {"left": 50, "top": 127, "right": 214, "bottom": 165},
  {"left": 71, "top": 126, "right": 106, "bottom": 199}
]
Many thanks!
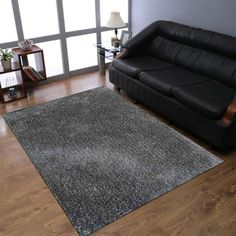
[{"left": 148, "top": 21, "right": 236, "bottom": 88}]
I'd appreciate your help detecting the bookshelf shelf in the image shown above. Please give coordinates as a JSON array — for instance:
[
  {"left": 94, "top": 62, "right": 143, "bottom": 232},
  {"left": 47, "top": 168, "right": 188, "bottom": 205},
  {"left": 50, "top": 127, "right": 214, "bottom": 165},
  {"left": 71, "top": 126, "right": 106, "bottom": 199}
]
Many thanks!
[
  {"left": 0, "top": 64, "right": 27, "bottom": 103},
  {"left": 23, "top": 66, "right": 46, "bottom": 81}
]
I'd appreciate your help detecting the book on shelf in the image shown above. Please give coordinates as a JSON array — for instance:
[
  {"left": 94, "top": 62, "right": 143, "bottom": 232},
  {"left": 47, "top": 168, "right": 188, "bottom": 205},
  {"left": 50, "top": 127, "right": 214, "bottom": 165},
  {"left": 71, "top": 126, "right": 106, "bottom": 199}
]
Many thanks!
[{"left": 23, "top": 66, "right": 45, "bottom": 81}]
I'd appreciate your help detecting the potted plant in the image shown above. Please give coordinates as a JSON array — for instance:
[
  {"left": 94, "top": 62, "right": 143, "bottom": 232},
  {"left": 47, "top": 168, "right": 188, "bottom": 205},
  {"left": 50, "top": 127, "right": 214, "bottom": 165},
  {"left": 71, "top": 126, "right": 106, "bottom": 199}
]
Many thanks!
[{"left": 0, "top": 48, "right": 13, "bottom": 70}]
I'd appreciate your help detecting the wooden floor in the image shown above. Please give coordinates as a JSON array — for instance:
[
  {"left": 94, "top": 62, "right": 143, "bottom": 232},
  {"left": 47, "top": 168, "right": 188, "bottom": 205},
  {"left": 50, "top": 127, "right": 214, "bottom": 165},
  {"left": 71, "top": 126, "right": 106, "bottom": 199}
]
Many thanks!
[{"left": 1, "top": 72, "right": 236, "bottom": 236}]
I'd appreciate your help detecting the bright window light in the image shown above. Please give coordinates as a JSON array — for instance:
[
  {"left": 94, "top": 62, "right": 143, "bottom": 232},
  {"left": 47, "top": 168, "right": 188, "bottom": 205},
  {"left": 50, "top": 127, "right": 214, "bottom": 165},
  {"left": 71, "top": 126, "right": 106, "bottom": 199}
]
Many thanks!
[
  {"left": 0, "top": 0, "right": 18, "bottom": 43},
  {"left": 18, "top": 0, "right": 59, "bottom": 38},
  {"left": 63, "top": 0, "right": 96, "bottom": 32},
  {"left": 67, "top": 34, "right": 97, "bottom": 71},
  {"left": 35, "top": 41, "right": 64, "bottom": 77}
]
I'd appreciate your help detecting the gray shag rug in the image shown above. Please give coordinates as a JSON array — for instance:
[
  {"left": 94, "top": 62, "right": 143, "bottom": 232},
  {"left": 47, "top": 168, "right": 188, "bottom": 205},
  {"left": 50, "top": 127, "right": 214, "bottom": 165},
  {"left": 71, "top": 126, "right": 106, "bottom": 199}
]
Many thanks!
[{"left": 4, "top": 87, "right": 223, "bottom": 235}]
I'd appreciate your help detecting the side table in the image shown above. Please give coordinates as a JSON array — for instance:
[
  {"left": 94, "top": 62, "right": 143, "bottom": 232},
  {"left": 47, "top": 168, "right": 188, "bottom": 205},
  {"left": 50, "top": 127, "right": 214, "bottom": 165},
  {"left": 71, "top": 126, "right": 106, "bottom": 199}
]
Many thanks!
[{"left": 96, "top": 43, "right": 121, "bottom": 76}]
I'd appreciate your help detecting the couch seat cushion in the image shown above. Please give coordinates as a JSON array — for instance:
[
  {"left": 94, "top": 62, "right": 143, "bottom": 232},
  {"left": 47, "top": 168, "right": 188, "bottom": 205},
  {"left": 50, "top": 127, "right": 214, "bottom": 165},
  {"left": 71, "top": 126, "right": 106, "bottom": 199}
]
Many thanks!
[
  {"left": 173, "top": 80, "right": 235, "bottom": 119},
  {"left": 139, "top": 67, "right": 212, "bottom": 96},
  {"left": 112, "top": 56, "right": 174, "bottom": 78}
]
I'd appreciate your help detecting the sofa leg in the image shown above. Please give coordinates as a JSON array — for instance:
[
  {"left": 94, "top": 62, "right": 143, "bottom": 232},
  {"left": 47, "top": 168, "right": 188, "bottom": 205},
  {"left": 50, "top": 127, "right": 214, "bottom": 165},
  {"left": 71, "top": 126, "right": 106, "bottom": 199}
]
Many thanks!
[{"left": 114, "top": 86, "right": 121, "bottom": 92}]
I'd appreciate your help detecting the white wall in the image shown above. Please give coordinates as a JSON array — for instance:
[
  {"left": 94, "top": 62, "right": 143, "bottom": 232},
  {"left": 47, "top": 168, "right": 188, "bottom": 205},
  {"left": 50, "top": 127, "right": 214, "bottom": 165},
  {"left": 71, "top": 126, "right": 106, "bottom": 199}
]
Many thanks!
[{"left": 131, "top": 0, "right": 236, "bottom": 37}]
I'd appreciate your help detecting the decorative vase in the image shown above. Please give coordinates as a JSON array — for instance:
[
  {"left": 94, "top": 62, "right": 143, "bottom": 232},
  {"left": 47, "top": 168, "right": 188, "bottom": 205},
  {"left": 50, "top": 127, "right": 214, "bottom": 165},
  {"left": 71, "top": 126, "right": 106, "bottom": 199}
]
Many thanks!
[{"left": 1, "top": 59, "right": 12, "bottom": 70}]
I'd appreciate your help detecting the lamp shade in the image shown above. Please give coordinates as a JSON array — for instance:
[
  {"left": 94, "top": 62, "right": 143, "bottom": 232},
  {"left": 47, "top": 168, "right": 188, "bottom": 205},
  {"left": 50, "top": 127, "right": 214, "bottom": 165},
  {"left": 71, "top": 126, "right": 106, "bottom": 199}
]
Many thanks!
[{"left": 106, "top": 11, "right": 126, "bottom": 28}]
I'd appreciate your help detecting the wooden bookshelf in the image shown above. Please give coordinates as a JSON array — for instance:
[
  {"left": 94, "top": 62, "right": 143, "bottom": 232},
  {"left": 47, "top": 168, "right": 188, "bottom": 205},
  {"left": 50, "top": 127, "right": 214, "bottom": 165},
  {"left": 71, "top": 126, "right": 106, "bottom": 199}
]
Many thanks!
[
  {"left": 12, "top": 45, "right": 47, "bottom": 83},
  {"left": 0, "top": 45, "right": 47, "bottom": 103}
]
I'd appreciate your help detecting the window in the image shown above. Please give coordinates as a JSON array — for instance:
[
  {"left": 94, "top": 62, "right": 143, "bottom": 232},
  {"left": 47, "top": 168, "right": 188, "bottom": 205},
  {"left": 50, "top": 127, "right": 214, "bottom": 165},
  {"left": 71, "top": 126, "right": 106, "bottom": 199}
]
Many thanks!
[
  {"left": 0, "top": 0, "right": 18, "bottom": 43},
  {"left": 37, "top": 41, "right": 64, "bottom": 77},
  {"left": 67, "top": 34, "right": 97, "bottom": 71},
  {"left": 18, "top": 0, "right": 59, "bottom": 38},
  {"left": 63, "top": 0, "right": 96, "bottom": 32}
]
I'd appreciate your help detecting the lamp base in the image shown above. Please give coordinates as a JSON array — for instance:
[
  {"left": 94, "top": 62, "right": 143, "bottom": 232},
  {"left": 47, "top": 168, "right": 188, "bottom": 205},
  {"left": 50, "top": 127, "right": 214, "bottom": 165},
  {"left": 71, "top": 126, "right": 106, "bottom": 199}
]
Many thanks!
[{"left": 111, "top": 37, "right": 120, "bottom": 47}]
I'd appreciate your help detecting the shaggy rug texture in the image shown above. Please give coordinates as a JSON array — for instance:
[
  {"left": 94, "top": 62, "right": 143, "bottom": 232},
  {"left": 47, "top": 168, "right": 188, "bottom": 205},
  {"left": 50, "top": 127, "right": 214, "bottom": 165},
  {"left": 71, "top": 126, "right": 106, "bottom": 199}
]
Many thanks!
[{"left": 4, "top": 87, "right": 223, "bottom": 235}]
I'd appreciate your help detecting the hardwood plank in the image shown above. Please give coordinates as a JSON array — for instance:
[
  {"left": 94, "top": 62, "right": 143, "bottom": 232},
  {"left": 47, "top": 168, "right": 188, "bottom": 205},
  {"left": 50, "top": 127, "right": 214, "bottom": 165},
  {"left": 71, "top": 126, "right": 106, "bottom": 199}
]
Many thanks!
[{"left": 1, "top": 71, "right": 236, "bottom": 236}]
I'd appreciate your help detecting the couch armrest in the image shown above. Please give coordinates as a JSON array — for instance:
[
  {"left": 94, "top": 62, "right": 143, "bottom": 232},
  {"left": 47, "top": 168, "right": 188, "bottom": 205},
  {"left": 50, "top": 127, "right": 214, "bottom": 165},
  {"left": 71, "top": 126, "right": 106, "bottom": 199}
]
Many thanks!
[
  {"left": 221, "top": 100, "right": 236, "bottom": 124},
  {"left": 122, "top": 21, "right": 161, "bottom": 58},
  {"left": 114, "top": 48, "right": 127, "bottom": 60}
]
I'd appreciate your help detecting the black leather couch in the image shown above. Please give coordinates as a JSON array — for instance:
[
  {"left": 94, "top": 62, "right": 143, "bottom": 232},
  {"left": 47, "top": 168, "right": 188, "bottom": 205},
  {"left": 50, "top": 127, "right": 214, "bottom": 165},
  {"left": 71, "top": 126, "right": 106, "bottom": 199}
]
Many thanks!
[{"left": 109, "top": 20, "right": 236, "bottom": 150}]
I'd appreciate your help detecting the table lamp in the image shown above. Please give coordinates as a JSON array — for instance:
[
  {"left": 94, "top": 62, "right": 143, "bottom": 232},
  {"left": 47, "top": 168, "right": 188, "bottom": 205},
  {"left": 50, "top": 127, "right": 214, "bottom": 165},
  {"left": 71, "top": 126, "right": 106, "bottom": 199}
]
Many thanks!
[{"left": 106, "top": 11, "right": 125, "bottom": 46}]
